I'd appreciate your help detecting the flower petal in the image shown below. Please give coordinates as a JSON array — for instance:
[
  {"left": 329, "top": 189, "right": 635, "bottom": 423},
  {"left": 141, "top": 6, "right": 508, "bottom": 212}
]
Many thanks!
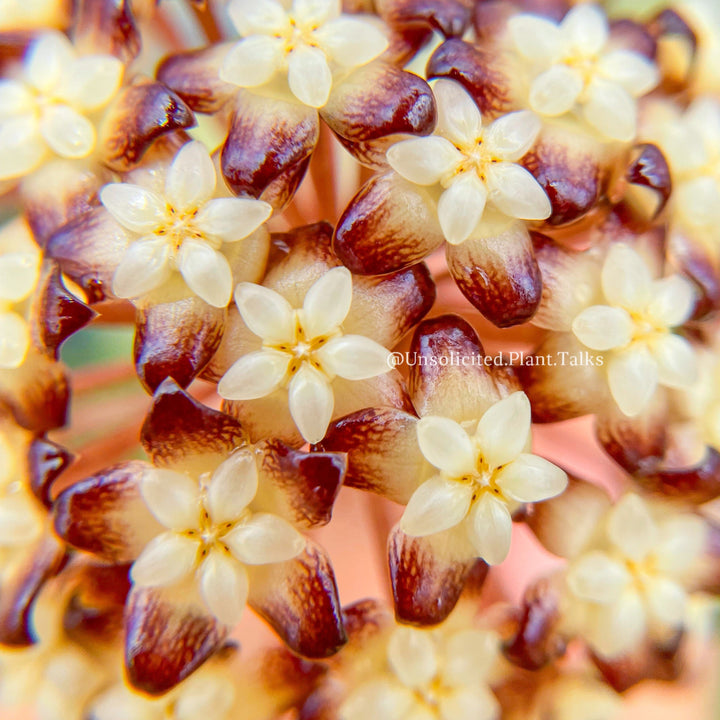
[
  {"left": 416, "top": 415, "right": 475, "bottom": 476},
  {"left": 387, "top": 136, "right": 462, "bottom": 185},
  {"left": 340, "top": 680, "right": 416, "bottom": 720},
  {"left": 100, "top": 184, "right": 166, "bottom": 234},
  {"left": 178, "top": 239, "right": 233, "bottom": 308},
  {"left": 387, "top": 626, "right": 437, "bottom": 688},
  {"left": 316, "top": 335, "right": 391, "bottom": 380},
  {"left": 288, "top": 44, "right": 332, "bottom": 108},
  {"left": 651, "top": 334, "right": 696, "bottom": 389},
  {"left": 589, "top": 589, "right": 645, "bottom": 658},
  {"left": 561, "top": 4, "right": 608, "bottom": 55},
  {"left": 646, "top": 276, "right": 696, "bottom": 328},
  {"left": 220, "top": 36, "right": 284, "bottom": 88},
  {"left": 301, "top": 265, "right": 352, "bottom": 338},
  {"left": 596, "top": 49, "right": 658, "bottom": 96},
  {"left": 655, "top": 515, "right": 708, "bottom": 576},
  {"left": 583, "top": 79, "right": 636, "bottom": 142},
  {"left": 130, "top": 532, "right": 199, "bottom": 587},
  {"left": 194, "top": 198, "right": 272, "bottom": 243},
  {"left": 606, "top": 494, "right": 658, "bottom": 561},
  {"left": 529, "top": 66, "right": 583, "bottom": 117},
  {"left": 316, "top": 17, "right": 388, "bottom": 67},
  {"left": 496, "top": 454, "right": 568, "bottom": 503},
  {"left": 217, "top": 350, "right": 291, "bottom": 400},
  {"left": 0, "top": 252, "right": 39, "bottom": 303},
  {"left": 571, "top": 305, "right": 633, "bottom": 351},
  {"left": 288, "top": 363, "right": 334, "bottom": 443},
  {"left": 566, "top": 551, "right": 630, "bottom": 604},
  {"left": 433, "top": 78, "right": 483, "bottom": 146},
  {"left": 441, "top": 630, "right": 499, "bottom": 687},
  {"left": 234, "top": 283, "right": 295, "bottom": 343},
  {"left": 40, "top": 104, "right": 96, "bottom": 158},
  {"left": 466, "top": 493, "right": 512, "bottom": 565},
  {"left": 607, "top": 348, "right": 658, "bottom": 417},
  {"left": 601, "top": 243, "right": 652, "bottom": 310},
  {"left": 475, "top": 392, "right": 531, "bottom": 470},
  {"left": 507, "top": 14, "right": 562, "bottom": 63},
  {"left": 0, "top": 117, "right": 45, "bottom": 181},
  {"left": 140, "top": 469, "right": 201, "bottom": 532},
  {"left": 401, "top": 476, "right": 473, "bottom": 536},
  {"left": 437, "top": 171, "right": 488, "bottom": 245},
  {"left": 164, "top": 141, "right": 216, "bottom": 213},
  {"left": 26, "top": 32, "right": 74, "bottom": 94},
  {"left": 207, "top": 450, "right": 258, "bottom": 525},
  {"left": 439, "top": 685, "right": 500, "bottom": 720},
  {"left": 113, "top": 239, "right": 172, "bottom": 300},
  {"left": 62, "top": 54, "right": 124, "bottom": 111},
  {"left": 645, "top": 577, "right": 686, "bottom": 628},
  {"left": 484, "top": 110, "right": 541, "bottom": 162},
  {"left": 227, "top": 0, "right": 287, "bottom": 35},
  {"left": 485, "top": 162, "right": 551, "bottom": 220},
  {"left": 224, "top": 513, "right": 305, "bottom": 565},
  {"left": 198, "top": 550, "right": 249, "bottom": 626},
  {"left": 0, "top": 311, "right": 30, "bottom": 369}
]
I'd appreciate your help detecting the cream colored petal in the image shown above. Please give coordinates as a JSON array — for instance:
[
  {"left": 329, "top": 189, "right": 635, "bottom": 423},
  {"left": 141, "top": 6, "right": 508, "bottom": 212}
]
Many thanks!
[
  {"left": 225, "top": 513, "right": 305, "bottom": 565},
  {"left": 194, "top": 198, "right": 272, "bottom": 243},
  {"left": 141, "top": 468, "right": 201, "bottom": 531},
  {"left": 475, "top": 392, "right": 531, "bottom": 470},
  {"left": 561, "top": 3, "right": 608, "bottom": 56},
  {"left": 655, "top": 515, "right": 708, "bottom": 575},
  {"left": 607, "top": 348, "right": 658, "bottom": 417},
  {"left": 386, "top": 136, "right": 462, "bottom": 186},
  {"left": 0, "top": 81, "right": 35, "bottom": 117},
  {"left": 566, "top": 551, "right": 630, "bottom": 604},
  {"left": 199, "top": 549, "right": 249, "bottom": 626},
  {"left": 601, "top": 243, "right": 652, "bottom": 309},
  {"left": 590, "top": 589, "right": 645, "bottom": 658},
  {"left": 227, "top": 0, "right": 288, "bottom": 35},
  {"left": 217, "top": 350, "right": 290, "bottom": 400},
  {"left": 317, "top": 334, "right": 391, "bottom": 380},
  {"left": 583, "top": 79, "right": 636, "bottom": 142},
  {"left": 40, "top": 104, "right": 95, "bottom": 158},
  {"left": 507, "top": 14, "right": 562, "bottom": 63},
  {"left": 400, "top": 476, "right": 473, "bottom": 536},
  {"left": 316, "top": 17, "right": 388, "bottom": 67},
  {"left": 339, "top": 679, "right": 415, "bottom": 720},
  {"left": 26, "top": 31, "right": 74, "bottom": 94},
  {"left": 0, "top": 311, "right": 30, "bottom": 369},
  {"left": 294, "top": 0, "right": 340, "bottom": 25},
  {"left": 0, "top": 493, "right": 41, "bottom": 546},
  {"left": 485, "top": 162, "right": 551, "bottom": 220},
  {"left": 646, "top": 577, "right": 686, "bottom": 628},
  {"left": 441, "top": 630, "right": 499, "bottom": 687},
  {"left": 496, "top": 453, "right": 567, "bottom": 503},
  {"left": 234, "top": 282, "right": 296, "bottom": 343},
  {"left": 220, "top": 36, "right": 285, "bottom": 88},
  {"left": 288, "top": 44, "right": 333, "bottom": 108},
  {"left": 174, "top": 673, "right": 235, "bottom": 720},
  {"left": 596, "top": 49, "right": 659, "bottom": 97},
  {"left": 529, "top": 66, "right": 583, "bottom": 117},
  {"left": 62, "top": 55, "right": 124, "bottom": 111},
  {"left": 100, "top": 183, "right": 166, "bottom": 233},
  {"left": 130, "top": 532, "right": 199, "bottom": 587},
  {"left": 416, "top": 415, "right": 475, "bottom": 476},
  {"left": 112, "top": 238, "right": 172, "bottom": 300},
  {"left": 651, "top": 334, "right": 697, "bottom": 389},
  {"left": 571, "top": 305, "right": 633, "bottom": 351},
  {"left": 301, "top": 265, "right": 353, "bottom": 338},
  {"left": 432, "top": 78, "right": 483, "bottom": 146},
  {"left": 437, "top": 172, "right": 487, "bottom": 245},
  {"left": 165, "top": 140, "right": 217, "bottom": 213},
  {"left": 288, "top": 362, "right": 334, "bottom": 443},
  {"left": 646, "top": 276, "right": 696, "bottom": 328},
  {"left": 607, "top": 493, "right": 658, "bottom": 562},
  {"left": 178, "top": 239, "right": 234, "bottom": 308},
  {"left": 387, "top": 627, "right": 438, "bottom": 688},
  {"left": 0, "top": 252, "right": 39, "bottom": 302},
  {"left": 0, "top": 117, "right": 45, "bottom": 180},
  {"left": 207, "top": 450, "right": 259, "bottom": 524},
  {"left": 439, "top": 685, "right": 500, "bottom": 720},
  {"left": 675, "top": 176, "right": 720, "bottom": 227},
  {"left": 466, "top": 493, "right": 512, "bottom": 565},
  {"left": 484, "top": 110, "right": 541, "bottom": 162}
]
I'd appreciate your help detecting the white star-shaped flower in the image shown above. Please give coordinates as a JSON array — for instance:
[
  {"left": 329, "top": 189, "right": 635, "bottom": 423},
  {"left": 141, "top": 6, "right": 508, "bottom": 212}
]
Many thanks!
[
  {"left": 508, "top": 4, "right": 659, "bottom": 141},
  {"left": 565, "top": 494, "right": 707, "bottom": 658},
  {"left": 218, "top": 266, "right": 392, "bottom": 444},
  {"left": 400, "top": 392, "right": 567, "bottom": 566},
  {"left": 340, "top": 625, "right": 501, "bottom": 720},
  {"left": 571, "top": 243, "right": 697, "bottom": 417},
  {"left": 220, "top": 0, "right": 388, "bottom": 108},
  {"left": 0, "top": 31, "right": 124, "bottom": 180},
  {"left": 386, "top": 79, "right": 550, "bottom": 246},
  {"left": 131, "top": 451, "right": 305, "bottom": 626},
  {"left": 100, "top": 141, "right": 272, "bottom": 308}
]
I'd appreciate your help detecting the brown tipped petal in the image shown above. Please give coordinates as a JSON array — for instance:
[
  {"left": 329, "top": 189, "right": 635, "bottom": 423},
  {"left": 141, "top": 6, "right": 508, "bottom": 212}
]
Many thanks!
[
  {"left": 72, "top": 0, "right": 141, "bottom": 63},
  {"left": 157, "top": 43, "right": 238, "bottom": 113},
  {"left": 321, "top": 63, "right": 436, "bottom": 168},
  {"left": 247, "top": 540, "right": 346, "bottom": 658},
  {"left": 389, "top": 524, "right": 481, "bottom": 626},
  {"left": 30, "top": 261, "right": 96, "bottom": 359},
  {"left": 648, "top": 9, "right": 697, "bottom": 90},
  {"left": 377, "top": 0, "right": 470, "bottom": 37},
  {"left": 224, "top": 394, "right": 302, "bottom": 447},
  {"left": 526, "top": 475, "right": 611, "bottom": 559},
  {"left": 668, "top": 228, "right": 720, "bottom": 319},
  {"left": 134, "top": 295, "right": 226, "bottom": 394},
  {"left": 0, "top": 533, "right": 67, "bottom": 646},
  {"left": 345, "top": 263, "right": 436, "bottom": 348},
  {"left": 320, "top": 407, "right": 424, "bottom": 504},
  {"left": 620, "top": 143, "right": 672, "bottom": 226},
  {"left": 334, "top": 172, "right": 444, "bottom": 275},
  {"left": 53, "top": 460, "right": 162, "bottom": 563},
  {"left": 408, "top": 314, "right": 505, "bottom": 421},
  {"left": 446, "top": 221, "right": 542, "bottom": 327},
  {"left": 99, "top": 77, "right": 195, "bottom": 173},
  {"left": 28, "top": 436, "right": 74, "bottom": 508},
  {"left": 221, "top": 93, "right": 318, "bottom": 210},
  {"left": 202, "top": 305, "right": 263, "bottom": 382},
  {"left": 46, "top": 207, "right": 130, "bottom": 303},
  {"left": 125, "top": 584, "right": 228, "bottom": 695},
  {"left": 332, "top": 373, "right": 415, "bottom": 418},
  {"left": 254, "top": 439, "right": 345, "bottom": 528},
  {"left": 140, "top": 379, "right": 247, "bottom": 473}
]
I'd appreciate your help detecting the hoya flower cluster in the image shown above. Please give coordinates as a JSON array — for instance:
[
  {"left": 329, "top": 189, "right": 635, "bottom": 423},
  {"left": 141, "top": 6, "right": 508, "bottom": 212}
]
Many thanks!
[{"left": 0, "top": 1, "right": 719, "bottom": 720}]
